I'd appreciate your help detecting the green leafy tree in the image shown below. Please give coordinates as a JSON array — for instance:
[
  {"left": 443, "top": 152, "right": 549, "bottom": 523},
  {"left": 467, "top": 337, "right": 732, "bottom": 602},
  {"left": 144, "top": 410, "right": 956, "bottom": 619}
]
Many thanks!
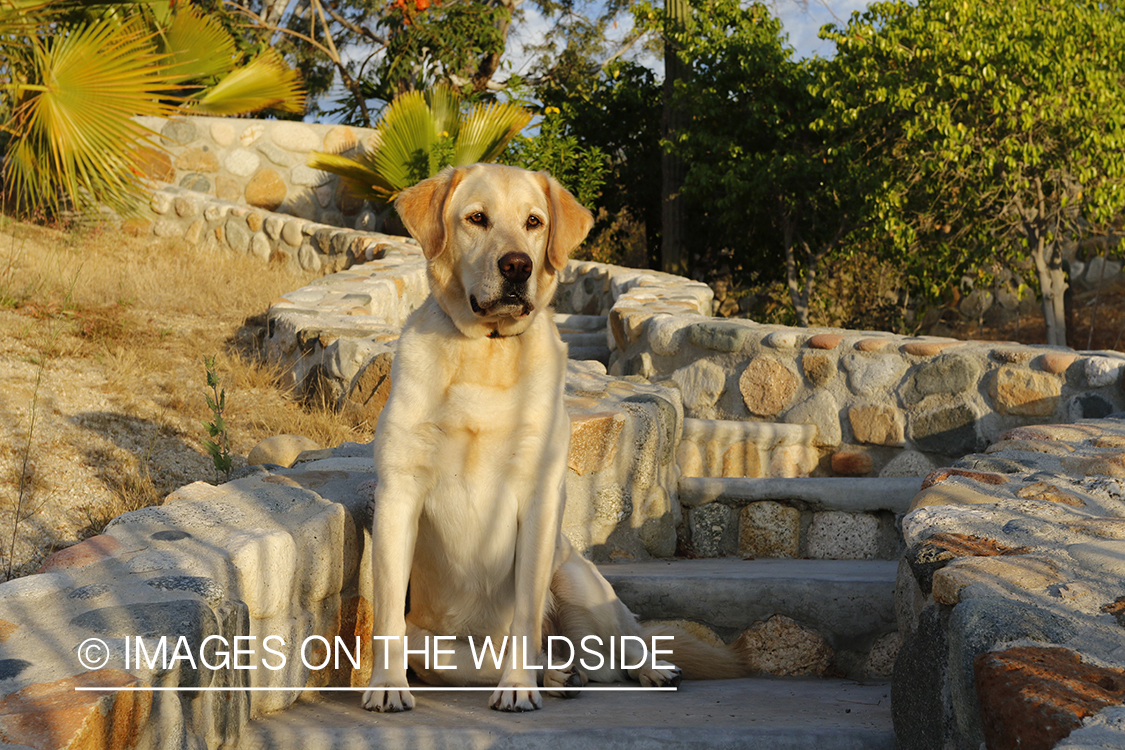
[
  {"left": 535, "top": 60, "right": 664, "bottom": 266},
  {"left": 646, "top": 0, "right": 868, "bottom": 324},
  {"left": 501, "top": 106, "right": 608, "bottom": 210},
  {"left": 228, "top": 0, "right": 518, "bottom": 126},
  {"left": 818, "top": 0, "right": 1125, "bottom": 346},
  {"left": 0, "top": 0, "right": 305, "bottom": 218},
  {"left": 308, "top": 84, "right": 531, "bottom": 205}
]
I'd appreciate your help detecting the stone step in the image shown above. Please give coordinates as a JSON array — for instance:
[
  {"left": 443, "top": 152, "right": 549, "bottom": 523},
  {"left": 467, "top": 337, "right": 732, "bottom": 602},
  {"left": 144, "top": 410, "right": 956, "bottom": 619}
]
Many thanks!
[
  {"left": 566, "top": 345, "right": 611, "bottom": 365},
  {"left": 554, "top": 312, "right": 608, "bottom": 332},
  {"left": 560, "top": 331, "right": 610, "bottom": 348},
  {"left": 600, "top": 558, "right": 898, "bottom": 654},
  {"left": 239, "top": 678, "right": 895, "bottom": 750},
  {"left": 680, "top": 476, "right": 922, "bottom": 514}
]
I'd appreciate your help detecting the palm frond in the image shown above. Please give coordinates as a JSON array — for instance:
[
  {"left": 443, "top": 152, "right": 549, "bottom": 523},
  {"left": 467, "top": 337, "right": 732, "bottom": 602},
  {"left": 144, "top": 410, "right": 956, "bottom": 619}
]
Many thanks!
[
  {"left": 371, "top": 90, "right": 436, "bottom": 193},
  {"left": 427, "top": 85, "right": 461, "bottom": 141},
  {"left": 189, "top": 46, "right": 305, "bottom": 115},
  {"left": 455, "top": 101, "right": 532, "bottom": 166},
  {"left": 156, "top": 3, "right": 236, "bottom": 83},
  {"left": 310, "top": 86, "right": 531, "bottom": 206},
  {"left": 307, "top": 151, "right": 398, "bottom": 204},
  {"left": 4, "top": 17, "right": 178, "bottom": 216}
]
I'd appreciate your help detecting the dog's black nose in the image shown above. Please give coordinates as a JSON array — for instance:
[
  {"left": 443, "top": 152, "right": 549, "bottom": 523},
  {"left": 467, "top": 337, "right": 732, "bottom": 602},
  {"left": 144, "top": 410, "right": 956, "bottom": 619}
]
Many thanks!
[{"left": 498, "top": 252, "right": 532, "bottom": 283}]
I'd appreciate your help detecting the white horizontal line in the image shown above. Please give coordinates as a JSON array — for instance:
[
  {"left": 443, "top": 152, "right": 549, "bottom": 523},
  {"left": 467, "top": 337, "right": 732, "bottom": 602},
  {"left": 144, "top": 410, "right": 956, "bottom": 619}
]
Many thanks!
[{"left": 74, "top": 686, "right": 677, "bottom": 692}]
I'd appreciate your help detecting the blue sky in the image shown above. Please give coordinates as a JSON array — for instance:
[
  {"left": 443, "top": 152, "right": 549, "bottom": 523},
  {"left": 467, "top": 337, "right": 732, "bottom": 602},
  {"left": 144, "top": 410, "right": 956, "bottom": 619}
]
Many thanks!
[{"left": 505, "top": 0, "right": 874, "bottom": 80}]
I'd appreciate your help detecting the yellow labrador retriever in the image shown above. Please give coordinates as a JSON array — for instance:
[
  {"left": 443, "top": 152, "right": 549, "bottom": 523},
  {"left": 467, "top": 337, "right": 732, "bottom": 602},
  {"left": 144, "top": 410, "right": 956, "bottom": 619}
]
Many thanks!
[{"left": 363, "top": 164, "right": 741, "bottom": 714}]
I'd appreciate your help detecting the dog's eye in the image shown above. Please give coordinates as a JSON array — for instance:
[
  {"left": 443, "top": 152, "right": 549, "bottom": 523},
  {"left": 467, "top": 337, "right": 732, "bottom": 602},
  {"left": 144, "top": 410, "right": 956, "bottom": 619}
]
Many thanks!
[
  {"left": 526, "top": 215, "right": 543, "bottom": 230},
  {"left": 467, "top": 212, "right": 488, "bottom": 226}
]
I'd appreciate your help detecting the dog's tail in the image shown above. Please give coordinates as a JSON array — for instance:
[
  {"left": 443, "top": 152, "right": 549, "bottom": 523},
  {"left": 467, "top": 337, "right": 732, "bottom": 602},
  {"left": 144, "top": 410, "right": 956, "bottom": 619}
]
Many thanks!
[{"left": 642, "top": 621, "right": 750, "bottom": 680}]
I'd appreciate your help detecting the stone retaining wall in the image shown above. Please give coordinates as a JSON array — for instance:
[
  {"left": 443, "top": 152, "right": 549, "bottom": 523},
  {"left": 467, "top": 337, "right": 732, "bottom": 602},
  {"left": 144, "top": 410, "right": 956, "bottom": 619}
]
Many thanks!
[
  {"left": 134, "top": 115, "right": 380, "bottom": 231},
  {"left": 893, "top": 416, "right": 1125, "bottom": 750},
  {"left": 610, "top": 310, "right": 1125, "bottom": 469}
]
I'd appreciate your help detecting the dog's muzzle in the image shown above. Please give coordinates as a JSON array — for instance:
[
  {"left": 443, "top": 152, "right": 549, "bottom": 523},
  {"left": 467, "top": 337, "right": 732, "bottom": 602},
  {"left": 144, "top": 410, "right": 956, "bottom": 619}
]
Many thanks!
[{"left": 469, "top": 251, "right": 535, "bottom": 318}]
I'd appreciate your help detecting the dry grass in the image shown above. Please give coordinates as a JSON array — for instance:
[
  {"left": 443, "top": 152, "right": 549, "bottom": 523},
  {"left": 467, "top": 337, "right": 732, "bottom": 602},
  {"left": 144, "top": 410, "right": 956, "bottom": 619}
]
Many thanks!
[{"left": 0, "top": 220, "right": 373, "bottom": 578}]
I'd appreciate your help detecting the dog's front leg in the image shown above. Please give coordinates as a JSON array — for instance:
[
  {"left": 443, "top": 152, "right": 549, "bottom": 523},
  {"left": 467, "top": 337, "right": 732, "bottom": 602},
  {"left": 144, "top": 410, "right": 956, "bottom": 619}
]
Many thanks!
[
  {"left": 362, "top": 476, "right": 423, "bottom": 712},
  {"left": 490, "top": 464, "right": 567, "bottom": 712}
]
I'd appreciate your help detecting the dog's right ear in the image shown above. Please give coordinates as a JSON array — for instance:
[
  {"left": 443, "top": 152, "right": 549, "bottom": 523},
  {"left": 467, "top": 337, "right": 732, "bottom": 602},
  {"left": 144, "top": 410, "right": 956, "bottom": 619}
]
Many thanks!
[{"left": 394, "top": 167, "right": 463, "bottom": 260}]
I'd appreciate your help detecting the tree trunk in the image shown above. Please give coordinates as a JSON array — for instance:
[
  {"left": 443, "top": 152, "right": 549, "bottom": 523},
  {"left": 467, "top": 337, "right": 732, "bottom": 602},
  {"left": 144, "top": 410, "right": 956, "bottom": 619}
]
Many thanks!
[
  {"left": 1030, "top": 231, "right": 1068, "bottom": 347},
  {"left": 660, "top": 0, "right": 689, "bottom": 276}
]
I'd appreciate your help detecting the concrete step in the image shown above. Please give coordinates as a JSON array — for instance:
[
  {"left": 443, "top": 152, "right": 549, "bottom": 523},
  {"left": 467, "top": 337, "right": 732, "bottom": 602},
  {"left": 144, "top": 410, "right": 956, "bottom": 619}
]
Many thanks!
[
  {"left": 239, "top": 678, "right": 895, "bottom": 750},
  {"left": 560, "top": 331, "right": 609, "bottom": 348},
  {"left": 599, "top": 558, "right": 898, "bottom": 648},
  {"left": 680, "top": 476, "right": 922, "bottom": 514},
  {"left": 554, "top": 312, "right": 608, "bottom": 332}
]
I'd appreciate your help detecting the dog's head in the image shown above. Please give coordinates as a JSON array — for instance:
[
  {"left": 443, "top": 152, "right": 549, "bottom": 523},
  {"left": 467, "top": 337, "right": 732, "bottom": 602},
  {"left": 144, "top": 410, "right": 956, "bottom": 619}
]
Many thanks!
[{"left": 395, "top": 163, "right": 594, "bottom": 339}]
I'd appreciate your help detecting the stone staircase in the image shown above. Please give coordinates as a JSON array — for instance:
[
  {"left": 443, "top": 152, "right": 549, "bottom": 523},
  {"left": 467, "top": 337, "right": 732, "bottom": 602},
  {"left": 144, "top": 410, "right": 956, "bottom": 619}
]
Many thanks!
[
  {"left": 236, "top": 551, "right": 899, "bottom": 749},
  {"left": 236, "top": 452, "right": 908, "bottom": 748},
  {"left": 246, "top": 254, "right": 912, "bottom": 747}
]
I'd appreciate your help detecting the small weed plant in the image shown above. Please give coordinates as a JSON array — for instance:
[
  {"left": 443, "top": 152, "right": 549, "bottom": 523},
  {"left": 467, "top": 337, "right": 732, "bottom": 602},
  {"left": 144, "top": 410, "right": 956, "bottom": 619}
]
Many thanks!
[{"left": 203, "top": 356, "right": 233, "bottom": 484}]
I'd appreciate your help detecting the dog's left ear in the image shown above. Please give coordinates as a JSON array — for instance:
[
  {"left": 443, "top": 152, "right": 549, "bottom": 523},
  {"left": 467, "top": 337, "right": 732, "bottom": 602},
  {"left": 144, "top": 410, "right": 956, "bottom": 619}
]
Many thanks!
[
  {"left": 395, "top": 167, "right": 464, "bottom": 260},
  {"left": 540, "top": 172, "right": 594, "bottom": 271}
]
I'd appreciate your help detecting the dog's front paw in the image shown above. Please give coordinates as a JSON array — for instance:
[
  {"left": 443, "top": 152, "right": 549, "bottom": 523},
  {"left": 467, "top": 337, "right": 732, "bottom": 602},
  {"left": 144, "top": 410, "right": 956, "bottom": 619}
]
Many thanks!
[
  {"left": 639, "top": 660, "right": 682, "bottom": 689},
  {"left": 489, "top": 684, "right": 542, "bottom": 712},
  {"left": 362, "top": 684, "right": 416, "bottom": 712},
  {"left": 541, "top": 666, "right": 586, "bottom": 699}
]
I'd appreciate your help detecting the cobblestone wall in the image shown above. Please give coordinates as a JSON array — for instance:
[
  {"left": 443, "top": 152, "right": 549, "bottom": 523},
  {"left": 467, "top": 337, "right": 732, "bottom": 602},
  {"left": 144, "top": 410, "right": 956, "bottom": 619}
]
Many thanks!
[
  {"left": 893, "top": 416, "right": 1125, "bottom": 750},
  {"left": 133, "top": 115, "right": 380, "bottom": 231},
  {"left": 610, "top": 310, "right": 1125, "bottom": 467}
]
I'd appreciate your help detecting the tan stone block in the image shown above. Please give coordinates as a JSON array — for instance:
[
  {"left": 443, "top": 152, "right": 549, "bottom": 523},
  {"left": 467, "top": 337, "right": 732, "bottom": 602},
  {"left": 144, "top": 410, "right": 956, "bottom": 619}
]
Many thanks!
[
  {"left": 246, "top": 211, "right": 264, "bottom": 232},
  {"left": 323, "top": 125, "right": 358, "bottom": 154},
  {"left": 215, "top": 175, "right": 241, "bottom": 202},
  {"left": 990, "top": 366, "right": 1062, "bottom": 416},
  {"left": 736, "top": 615, "right": 833, "bottom": 676},
  {"left": 1062, "top": 452, "right": 1125, "bottom": 478},
  {"left": 854, "top": 338, "right": 893, "bottom": 352},
  {"left": 245, "top": 168, "right": 287, "bottom": 211},
  {"left": 329, "top": 595, "right": 373, "bottom": 687},
  {"left": 341, "top": 353, "right": 393, "bottom": 429},
  {"left": 1000, "top": 425, "right": 1090, "bottom": 443},
  {"left": 802, "top": 353, "right": 835, "bottom": 386},
  {"left": 739, "top": 357, "right": 798, "bottom": 416},
  {"left": 174, "top": 147, "right": 219, "bottom": 173},
  {"left": 986, "top": 439, "right": 1074, "bottom": 456},
  {"left": 739, "top": 502, "right": 800, "bottom": 558},
  {"left": 135, "top": 146, "right": 174, "bottom": 183},
  {"left": 807, "top": 333, "right": 843, "bottom": 350},
  {"left": 901, "top": 340, "right": 962, "bottom": 356},
  {"left": 768, "top": 444, "right": 818, "bottom": 478},
  {"left": 831, "top": 449, "right": 874, "bottom": 476},
  {"left": 909, "top": 482, "right": 1002, "bottom": 512},
  {"left": 1016, "top": 482, "right": 1084, "bottom": 507},
  {"left": 932, "top": 556, "right": 1062, "bottom": 605},
  {"left": 848, "top": 405, "right": 905, "bottom": 446},
  {"left": 0, "top": 670, "right": 151, "bottom": 750},
  {"left": 568, "top": 412, "right": 625, "bottom": 476},
  {"left": 721, "top": 442, "right": 762, "bottom": 478},
  {"left": 1093, "top": 436, "right": 1125, "bottom": 448},
  {"left": 922, "top": 468, "right": 1009, "bottom": 489},
  {"left": 1039, "top": 351, "right": 1079, "bottom": 374},
  {"left": 179, "top": 218, "right": 204, "bottom": 245},
  {"left": 676, "top": 440, "right": 704, "bottom": 478}
]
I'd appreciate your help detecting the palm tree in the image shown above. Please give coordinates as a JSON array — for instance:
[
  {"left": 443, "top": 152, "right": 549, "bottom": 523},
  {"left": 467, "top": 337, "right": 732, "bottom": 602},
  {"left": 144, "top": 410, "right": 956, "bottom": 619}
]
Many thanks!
[
  {"left": 308, "top": 85, "right": 531, "bottom": 205},
  {"left": 0, "top": 0, "right": 306, "bottom": 218}
]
